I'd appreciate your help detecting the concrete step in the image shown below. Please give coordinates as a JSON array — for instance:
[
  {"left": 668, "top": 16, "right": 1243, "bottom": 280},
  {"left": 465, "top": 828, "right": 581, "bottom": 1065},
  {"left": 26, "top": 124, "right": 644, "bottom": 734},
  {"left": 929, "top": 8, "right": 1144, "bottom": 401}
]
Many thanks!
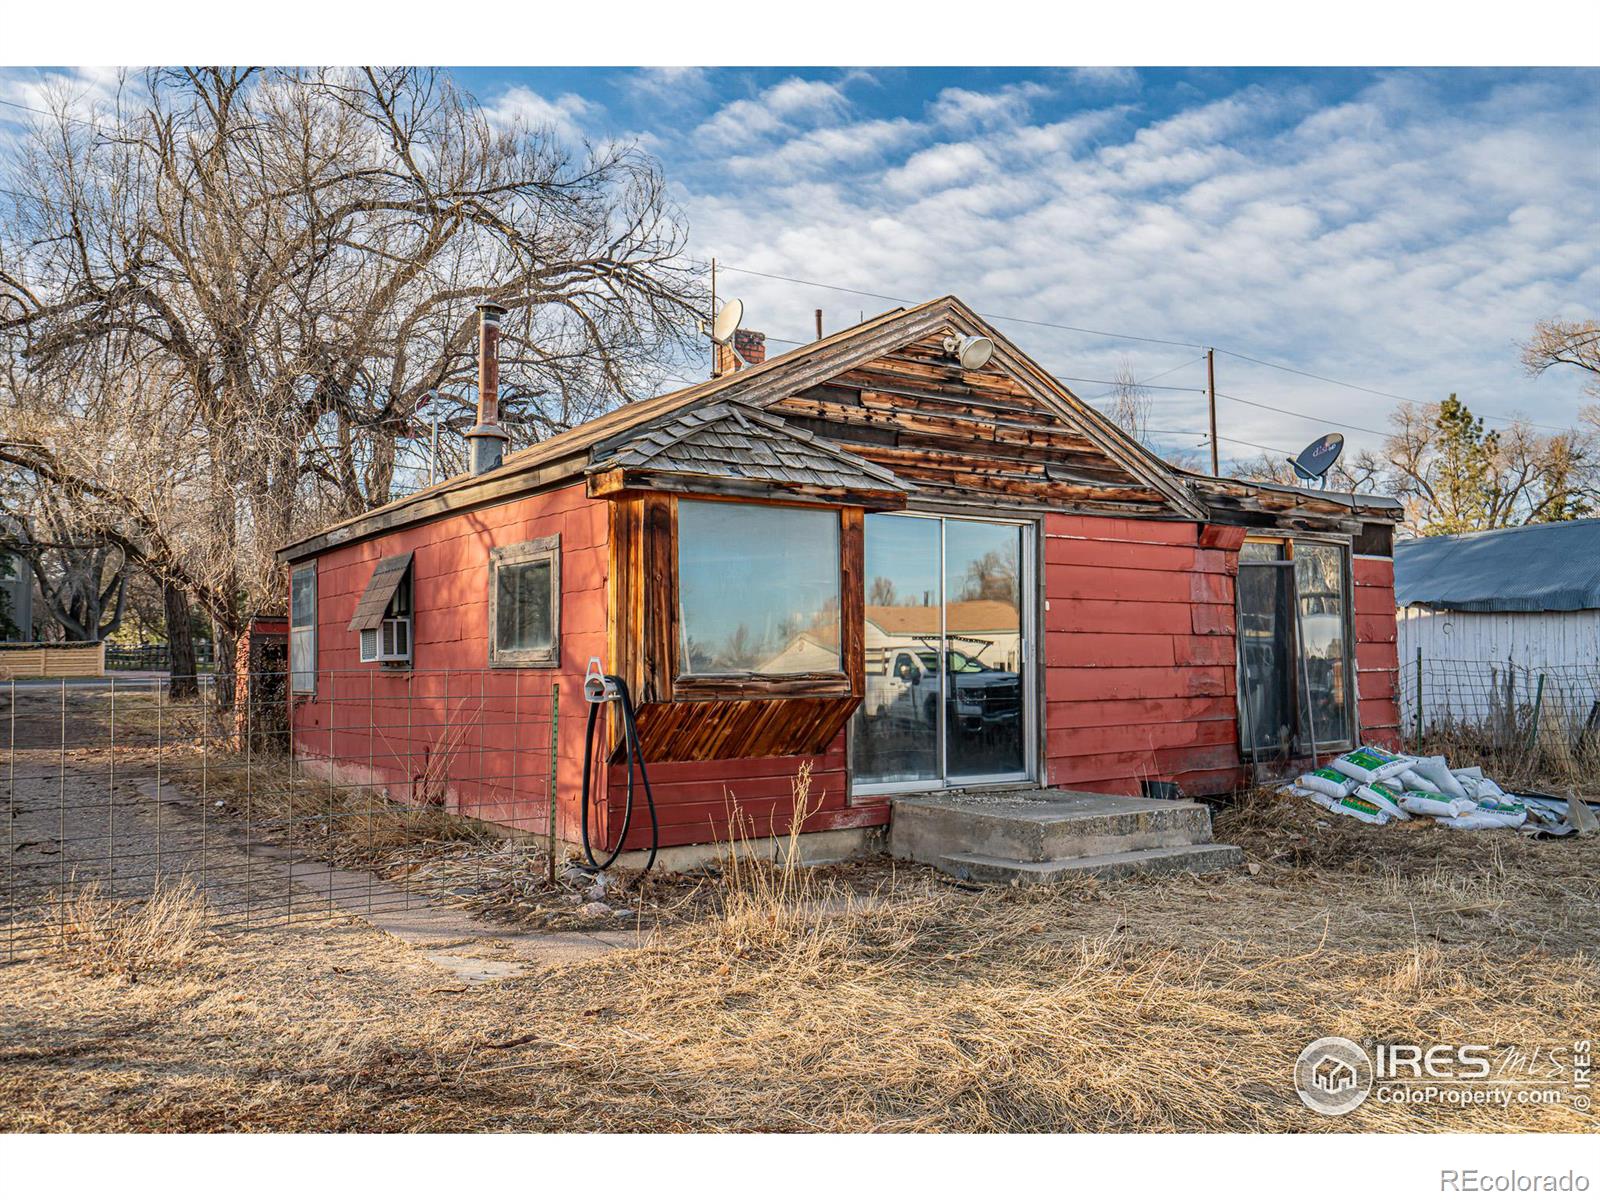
[
  {"left": 891, "top": 789, "right": 1216, "bottom": 865},
  {"left": 940, "top": 842, "right": 1244, "bottom": 885}
]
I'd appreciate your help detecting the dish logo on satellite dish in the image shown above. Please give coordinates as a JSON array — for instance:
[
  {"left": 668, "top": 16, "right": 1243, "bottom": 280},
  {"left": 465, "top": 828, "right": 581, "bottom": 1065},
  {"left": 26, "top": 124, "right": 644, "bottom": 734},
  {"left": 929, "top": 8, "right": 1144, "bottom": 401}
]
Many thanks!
[{"left": 1290, "top": 432, "right": 1345, "bottom": 483}]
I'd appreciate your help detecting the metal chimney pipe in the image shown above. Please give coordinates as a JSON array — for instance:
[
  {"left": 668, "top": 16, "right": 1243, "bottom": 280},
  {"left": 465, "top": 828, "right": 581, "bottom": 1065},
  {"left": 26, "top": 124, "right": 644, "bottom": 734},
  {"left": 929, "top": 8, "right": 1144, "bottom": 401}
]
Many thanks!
[{"left": 468, "top": 302, "right": 510, "bottom": 475}]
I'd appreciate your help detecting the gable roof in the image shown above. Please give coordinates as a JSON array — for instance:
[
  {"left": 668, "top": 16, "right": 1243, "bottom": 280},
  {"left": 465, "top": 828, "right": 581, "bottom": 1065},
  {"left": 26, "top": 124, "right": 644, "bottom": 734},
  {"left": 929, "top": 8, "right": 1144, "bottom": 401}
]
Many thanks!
[
  {"left": 1395, "top": 519, "right": 1600, "bottom": 613},
  {"left": 278, "top": 296, "right": 1202, "bottom": 561},
  {"left": 867, "top": 600, "right": 1019, "bottom": 636}
]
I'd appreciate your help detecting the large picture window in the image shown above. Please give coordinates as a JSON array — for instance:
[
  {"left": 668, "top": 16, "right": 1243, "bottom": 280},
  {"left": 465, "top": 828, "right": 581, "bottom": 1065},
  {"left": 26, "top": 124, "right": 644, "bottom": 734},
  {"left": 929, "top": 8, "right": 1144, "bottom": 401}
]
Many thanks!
[
  {"left": 289, "top": 563, "right": 317, "bottom": 694},
  {"left": 1237, "top": 537, "right": 1353, "bottom": 755},
  {"left": 489, "top": 536, "right": 560, "bottom": 668},
  {"left": 677, "top": 500, "right": 841, "bottom": 676}
]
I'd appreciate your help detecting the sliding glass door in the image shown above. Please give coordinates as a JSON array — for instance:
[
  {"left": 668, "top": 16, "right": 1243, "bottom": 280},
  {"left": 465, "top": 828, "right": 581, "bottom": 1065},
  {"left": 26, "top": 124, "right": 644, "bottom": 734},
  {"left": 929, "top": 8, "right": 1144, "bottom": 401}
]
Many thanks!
[{"left": 851, "top": 513, "right": 1033, "bottom": 792}]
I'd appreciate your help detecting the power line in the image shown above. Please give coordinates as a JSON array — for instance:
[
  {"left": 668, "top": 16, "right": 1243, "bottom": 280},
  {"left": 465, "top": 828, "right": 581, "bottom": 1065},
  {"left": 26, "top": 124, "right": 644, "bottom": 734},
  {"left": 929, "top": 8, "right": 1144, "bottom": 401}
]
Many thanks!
[
  {"left": 1215, "top": 391, "right": 1391, "bottom": 439},
  {"left": 714, "top": 263, "right": 1206, "bottom": 350},
  {"left": 709, "top": 260, "right": 1577, "bottom": 436}
]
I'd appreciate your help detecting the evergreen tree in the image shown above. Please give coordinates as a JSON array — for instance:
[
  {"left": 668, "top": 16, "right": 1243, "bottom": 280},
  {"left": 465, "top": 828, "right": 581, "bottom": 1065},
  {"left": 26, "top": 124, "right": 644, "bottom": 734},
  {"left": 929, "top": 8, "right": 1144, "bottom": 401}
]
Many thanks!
[{"left": 1422, "top": 394, "right": 1500, "bottom": 535}]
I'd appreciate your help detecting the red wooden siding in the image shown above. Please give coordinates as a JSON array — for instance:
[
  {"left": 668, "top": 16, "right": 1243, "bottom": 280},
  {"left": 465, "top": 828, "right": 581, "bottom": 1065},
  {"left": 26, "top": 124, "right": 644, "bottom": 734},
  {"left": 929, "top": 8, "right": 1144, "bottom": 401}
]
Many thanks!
[
  {"left": 292, "top": 491, "right": 1400, "bottom": 852},
  {"left": 1354, "top": 554, "right": 1402, "bottom": 748},
  {"left": 603, "top": 741, "right": 886, "bottom": 852},
  {"left": 1040, "top": 514, "right": 1244, "bottom": 797},
  {"left": 289, "top": 482, "right": 606, "bottom": 843}
]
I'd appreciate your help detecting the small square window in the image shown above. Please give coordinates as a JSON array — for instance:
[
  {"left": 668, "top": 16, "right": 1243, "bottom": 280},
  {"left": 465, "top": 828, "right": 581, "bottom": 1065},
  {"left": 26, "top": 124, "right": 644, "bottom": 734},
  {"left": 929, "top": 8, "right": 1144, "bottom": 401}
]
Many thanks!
[{"left": 489, "top": 536, "right": 560, "bottom": 668}]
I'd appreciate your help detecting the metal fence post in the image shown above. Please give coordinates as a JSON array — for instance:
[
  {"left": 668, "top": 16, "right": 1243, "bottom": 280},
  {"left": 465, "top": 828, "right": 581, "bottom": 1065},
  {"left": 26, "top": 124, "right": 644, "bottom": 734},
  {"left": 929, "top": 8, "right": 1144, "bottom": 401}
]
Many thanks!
[
  {"left": 546, "top": 682, "right": 559, "bottom": 885},
  {"left": 1528, "top": 672, "right": 1546, "bottom": 752},
  {"left": 1414, "top": 647, "right": 1424, "bottom": 751}
]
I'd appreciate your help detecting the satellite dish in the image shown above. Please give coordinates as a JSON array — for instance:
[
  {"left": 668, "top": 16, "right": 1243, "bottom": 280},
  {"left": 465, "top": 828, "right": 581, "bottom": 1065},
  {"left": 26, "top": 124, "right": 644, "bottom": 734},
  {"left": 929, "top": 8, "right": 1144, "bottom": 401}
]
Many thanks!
[
  {"left": 710, "top": 298, "right": 743, "bottom": 346},
  {"left": 942, "top": 333, "right": 995, "bottom": 371},
  {"left": 1289, "top": 432, "right": 1344, "bottom": 484}
]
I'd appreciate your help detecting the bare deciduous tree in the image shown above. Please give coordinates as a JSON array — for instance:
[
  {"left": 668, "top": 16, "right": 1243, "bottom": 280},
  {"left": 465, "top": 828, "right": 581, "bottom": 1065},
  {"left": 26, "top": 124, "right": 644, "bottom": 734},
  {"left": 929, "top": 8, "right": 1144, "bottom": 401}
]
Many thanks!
[
  {"left": 1522, "top": 317, "right": 1600, "bottom": 398},
  {"left": 1103, "top": 356, "right": 1152, "bottom": 445},
  {"left": 1, "top": 67, "right": 703, "bottom": 700}
]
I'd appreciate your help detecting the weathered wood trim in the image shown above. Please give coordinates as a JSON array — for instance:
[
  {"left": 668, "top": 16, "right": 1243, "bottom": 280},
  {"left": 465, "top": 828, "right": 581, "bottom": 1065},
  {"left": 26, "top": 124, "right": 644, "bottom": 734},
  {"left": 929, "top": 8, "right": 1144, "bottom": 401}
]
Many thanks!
[
  {"left": 588, "top": 468, "right": 908, "bottom": 512},
  {"left": 672, "top": 672, "right": 854, "bottom": 701},
  {"left": 840, "top": 506, "right": 866, "bottom": 704},
  {"left": 487, "top": 535, "right": 561, "bottom": 669},
  {"left": 278, "top": 452, "right": 589, "bottom": 563}
]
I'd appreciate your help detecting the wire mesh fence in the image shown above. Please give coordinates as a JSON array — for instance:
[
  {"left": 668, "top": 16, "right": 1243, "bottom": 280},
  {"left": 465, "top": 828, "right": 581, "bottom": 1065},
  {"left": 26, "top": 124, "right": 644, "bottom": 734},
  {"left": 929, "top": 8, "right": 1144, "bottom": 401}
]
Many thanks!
[
  {"left": 1, "top": 669, "right": 558, "bottom": 963},
  {"left": 1398, "top": 654, "right": 1600, "bottom": 789}
]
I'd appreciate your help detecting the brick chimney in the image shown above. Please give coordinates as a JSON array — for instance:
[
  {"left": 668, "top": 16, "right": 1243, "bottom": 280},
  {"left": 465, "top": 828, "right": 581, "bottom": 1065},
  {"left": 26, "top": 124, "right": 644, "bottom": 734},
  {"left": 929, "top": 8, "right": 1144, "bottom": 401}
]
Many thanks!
[
  {"left": 715, "top": 328, "right": 766, "bottom": 377},
  {"left": 467, "top": 302, "right": 510, "bottom": 475}
]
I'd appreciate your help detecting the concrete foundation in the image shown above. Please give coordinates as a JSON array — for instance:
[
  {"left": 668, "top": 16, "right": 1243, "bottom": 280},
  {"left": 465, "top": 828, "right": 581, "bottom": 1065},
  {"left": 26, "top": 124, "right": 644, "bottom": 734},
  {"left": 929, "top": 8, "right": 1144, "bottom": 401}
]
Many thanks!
[{"left": 607, "top": 825, "right": 885, "bottom": 873}]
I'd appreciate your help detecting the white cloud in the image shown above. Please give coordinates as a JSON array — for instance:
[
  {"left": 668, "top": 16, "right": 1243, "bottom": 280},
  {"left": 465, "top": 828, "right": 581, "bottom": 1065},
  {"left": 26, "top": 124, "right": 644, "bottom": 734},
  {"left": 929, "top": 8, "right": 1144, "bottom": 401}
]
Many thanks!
[
  {"left": 694, "top": 77, "right": 848, "bottom": 148},
  {"left": 727, "top": 118, "right": 917, "bottom": 181},
  {"left": 689, "top": 72, "right": 1599, "bottom": 450},
  {"left": 624, "top": 67, "right": 712, "bottom": 109},
  {"left": 482, "top": 85, "right": 595, "bottom": 141},
  {"left": 1066, "top": 67, "right": 1141, "bottom": 92},
  {"left": 883, "top": 141, "right": 992, "bottom": 193},
  {"left": 929, "top": 81, "right": 1050, "bottom": 130}
]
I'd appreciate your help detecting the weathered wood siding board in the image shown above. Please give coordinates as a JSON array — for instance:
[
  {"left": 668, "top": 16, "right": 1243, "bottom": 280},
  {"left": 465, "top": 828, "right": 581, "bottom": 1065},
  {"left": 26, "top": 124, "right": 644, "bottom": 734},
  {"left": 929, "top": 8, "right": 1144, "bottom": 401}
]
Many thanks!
[
  {"left": 1396, "top": 604, "right": 1600, "bottom": 733},
  {"left": 1354, "top": 555, "right": 1401, "bottom": 746},
  {"left": 0, "top": 642, "right": 104, "bottom": 677},
  {"left": 766, "top": 331, "right": 1180, "bottom": 515},
  {"left": 1040, "top": 514, "right": 1245, "bottom": 796},
  {"left": 289, "top": 481, "right": 607, "bottom": 844},
  {"left": 605, "top": 740, "right": 876, "bottom": 851}
]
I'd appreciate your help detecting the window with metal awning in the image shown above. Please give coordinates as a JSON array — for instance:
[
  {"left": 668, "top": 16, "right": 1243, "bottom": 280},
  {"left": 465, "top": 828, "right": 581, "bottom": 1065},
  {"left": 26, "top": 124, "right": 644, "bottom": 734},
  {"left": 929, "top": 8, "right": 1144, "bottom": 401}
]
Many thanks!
[{"left": 347, "top": 552, "right": 414, "bottom": 664}]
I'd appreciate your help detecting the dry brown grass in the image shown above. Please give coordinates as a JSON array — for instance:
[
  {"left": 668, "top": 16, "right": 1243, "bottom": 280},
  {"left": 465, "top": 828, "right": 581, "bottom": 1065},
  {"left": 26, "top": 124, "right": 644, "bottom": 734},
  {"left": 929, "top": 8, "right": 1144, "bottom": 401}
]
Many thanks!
[
  {"left": 2, "top": 818, "right": 1596, "bottom": 1131},
  {"left": 3, "top": 736, "right": 1597, "bottom": 1132},
  {"left": 42, "top": 876, "right": 209, "bottom": 979}
]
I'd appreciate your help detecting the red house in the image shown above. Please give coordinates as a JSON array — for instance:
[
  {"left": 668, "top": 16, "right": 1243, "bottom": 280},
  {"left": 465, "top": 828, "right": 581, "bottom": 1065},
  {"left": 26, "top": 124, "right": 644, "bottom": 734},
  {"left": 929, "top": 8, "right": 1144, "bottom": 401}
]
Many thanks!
[{"left": 276, "top": 296, "right": 1402, "bottom": 866}]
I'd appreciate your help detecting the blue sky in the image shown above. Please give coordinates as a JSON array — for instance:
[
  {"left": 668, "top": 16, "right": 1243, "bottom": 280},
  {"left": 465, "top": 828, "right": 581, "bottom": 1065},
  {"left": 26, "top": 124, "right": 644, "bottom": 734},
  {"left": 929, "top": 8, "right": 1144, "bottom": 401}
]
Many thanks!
[{"left": 5, "top": 66, "right": 1597, "bottom": 466}]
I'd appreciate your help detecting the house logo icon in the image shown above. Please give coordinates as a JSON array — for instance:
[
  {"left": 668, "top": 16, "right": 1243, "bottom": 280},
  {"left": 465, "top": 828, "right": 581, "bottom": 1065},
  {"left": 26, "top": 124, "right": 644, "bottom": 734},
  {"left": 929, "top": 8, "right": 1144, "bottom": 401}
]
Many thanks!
[{"left": 1295, "top": 1037, "right": 1373, "bottom": 1116}]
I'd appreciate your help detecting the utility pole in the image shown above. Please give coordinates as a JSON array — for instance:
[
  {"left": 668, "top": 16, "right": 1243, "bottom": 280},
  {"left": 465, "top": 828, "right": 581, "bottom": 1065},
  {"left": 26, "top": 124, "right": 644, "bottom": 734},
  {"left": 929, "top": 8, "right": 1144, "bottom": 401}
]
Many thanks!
[
  {"left": 815, "top": 308, "right": 824, "bottom": 340},
  {"left": 1206, "top": 348, "right": 1219, "bottom": 476},
  {"left": 709, "top": 257, "right": 717, "bottom": 379}
]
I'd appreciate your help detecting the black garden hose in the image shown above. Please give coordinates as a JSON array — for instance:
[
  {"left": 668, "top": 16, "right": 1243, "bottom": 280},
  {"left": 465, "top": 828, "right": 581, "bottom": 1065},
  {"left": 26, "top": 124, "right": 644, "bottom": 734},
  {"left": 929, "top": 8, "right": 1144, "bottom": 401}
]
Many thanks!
[{"left": 578, "top": 675, "right": 658, "bottom": 874}]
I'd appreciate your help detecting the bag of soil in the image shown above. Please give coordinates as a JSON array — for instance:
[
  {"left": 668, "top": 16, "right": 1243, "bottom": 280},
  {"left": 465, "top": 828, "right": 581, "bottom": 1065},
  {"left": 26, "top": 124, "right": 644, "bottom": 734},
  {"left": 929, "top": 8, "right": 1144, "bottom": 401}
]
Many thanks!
[
  {"left": 1398, "top": 788, "right": 1473, "bottom": 818},
  {"left": 1295, "top": 766, "right": 1359, "bottom": 799},
  {"left": 1397, "top": 768, "right": 1433, "bottom": 792},
  {"left": 1409, "top": 755, "right": 1468, "bottom": 799},
  {"left": 1318, "top": 792, "right": 1391, "bottom": 825},
  {"left": 1331, "top": 745, "right": 1411, "bottom": 785},
  {"left": 1470, "top": 795, "right": 1527, "bottom": 826},
  {"left": 1354, "top": 781, "right": 1410, "bottom": 821}
]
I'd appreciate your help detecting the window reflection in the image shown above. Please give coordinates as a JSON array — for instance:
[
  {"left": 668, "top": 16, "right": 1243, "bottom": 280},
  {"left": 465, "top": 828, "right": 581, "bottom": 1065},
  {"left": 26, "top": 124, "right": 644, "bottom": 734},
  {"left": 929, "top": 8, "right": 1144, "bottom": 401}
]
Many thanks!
[
  {"left": 677, "top": 501, "right": 841, "bottom": 675},
  {"left": 853, "top": 514, "right": 1026, "bottom": 787},
  {"left": 1236, "top": 539, "right": 1351, "bottom": 754}
]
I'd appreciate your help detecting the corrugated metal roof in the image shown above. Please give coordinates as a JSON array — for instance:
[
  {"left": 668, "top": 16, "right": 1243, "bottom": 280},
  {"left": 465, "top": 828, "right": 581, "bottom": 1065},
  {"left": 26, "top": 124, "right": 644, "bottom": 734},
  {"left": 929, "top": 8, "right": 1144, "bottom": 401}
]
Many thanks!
[{"left": 1394, "top": 519, "right": 1600, "bottom": 613}]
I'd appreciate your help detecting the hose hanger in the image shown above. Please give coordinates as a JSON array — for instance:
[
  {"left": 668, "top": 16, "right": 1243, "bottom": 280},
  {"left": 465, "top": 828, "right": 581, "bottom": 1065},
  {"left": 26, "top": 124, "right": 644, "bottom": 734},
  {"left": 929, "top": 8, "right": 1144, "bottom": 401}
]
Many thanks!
[{"left": 579, "top": 657, "right": 659, "bottom": 874}]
